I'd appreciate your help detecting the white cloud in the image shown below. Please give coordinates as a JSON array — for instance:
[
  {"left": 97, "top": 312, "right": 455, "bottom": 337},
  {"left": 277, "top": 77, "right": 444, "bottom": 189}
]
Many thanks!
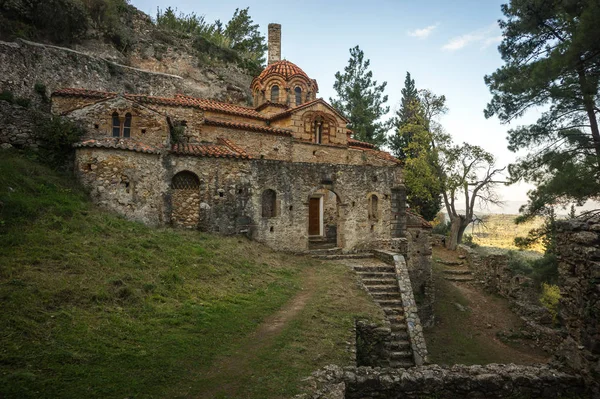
[
  {"left": 408, "top": 24, "right": 438, "bottom": 39},
  {"left": 442, "top": 24, "right": 501, "bottom": 51}
]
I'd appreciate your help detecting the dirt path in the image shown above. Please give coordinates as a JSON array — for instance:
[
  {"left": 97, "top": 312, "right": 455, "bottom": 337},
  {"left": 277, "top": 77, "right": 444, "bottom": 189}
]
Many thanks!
[
  {"left": 426, "top": 246, "right": 550, "bottom": 365},
  {"left": 196, "top": 266, "right": 318, "bottom": 398}
]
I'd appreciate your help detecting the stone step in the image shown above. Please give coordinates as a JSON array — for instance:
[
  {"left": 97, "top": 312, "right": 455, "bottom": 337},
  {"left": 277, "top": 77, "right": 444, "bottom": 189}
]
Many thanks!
[
  {"left": 312, "top": 253, "right": 373, "bottom": 260},
  {"left": 443, "top": 268, "right": 472, "bottom": 275},
  {"left": 375, "top": 299, "right": 403, "bottom": 307},
  {"left": 389, "top": 322, "right": 408, "bottom": 331},
  {"left": 353, "top": 265, "right": 395, "bottom": 273},
  {"left": 307, "top": 247, "right": 342, "bottom": 255},
  {"left": 362, "top": 278, "right": 397, "bottom": 286},
  {"left": 372, "top": 292, "right": 402, "bottom": 300},
  {"left": 436, "top": 259, "right": 464, "bottom": 266},
  {"left": 390, "top": 341, "right": 411, "bottom": 351},
  {"left": 389, "top": 360, "right": 414, "bottom": 368},
  {"left": 391, "top": 332, "right": 410, "bottom": 341},
  {"left": 383, "top": 308, "right": 406, "bottom": 317},
  {"left": 356, "top": 272, "right": 396, "bottom": 279},
  {"left": 444, "top": 275, "right": 475, "bottom": 282},
  {"left": 366, "top": 285, "right": 397, "bottom": 293},
  {"left": 390, "top": 350, "right": 413, "bottom": 359}
]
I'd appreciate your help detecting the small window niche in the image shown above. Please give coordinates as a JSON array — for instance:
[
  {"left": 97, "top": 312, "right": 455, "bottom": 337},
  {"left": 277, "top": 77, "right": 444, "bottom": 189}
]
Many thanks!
[
  {"left": 262, "top": 189, "right": 277, "bottom": 218},
  {"left": 368, "top": 194, "right": 379, "bottom": 220}
]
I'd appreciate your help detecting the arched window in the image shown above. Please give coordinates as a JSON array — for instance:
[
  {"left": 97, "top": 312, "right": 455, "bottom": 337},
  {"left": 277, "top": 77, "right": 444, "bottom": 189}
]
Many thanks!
[
  {"left": 369, "top": 194, "right": 379, "bottom": 220},
  {"left": 112, "top": 112, "right": 120, "bottom": 137},
  {"left": 314, "top": 118, "right": 323, "bottom": 144},
  {"left": 262, "top": 189, "right": 277, "bottom": 217},
  {"left": 123, "top": 113, "right": 132, "bottom": 138},
  {"left": 172, "top": 171, "right": 200, "bottom": 190},
  {"left": 270, "top": 85, "right": 279, "bottom": 102},
  {"left": 295, "top": 87, "right": 302, "bottom": 106}
]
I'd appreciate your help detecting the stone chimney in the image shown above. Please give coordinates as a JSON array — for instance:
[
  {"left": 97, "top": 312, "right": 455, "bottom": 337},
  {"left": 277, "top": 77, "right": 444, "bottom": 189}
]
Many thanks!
[{"left": 268, "top": 23, "right": 281, "bottom": 65}]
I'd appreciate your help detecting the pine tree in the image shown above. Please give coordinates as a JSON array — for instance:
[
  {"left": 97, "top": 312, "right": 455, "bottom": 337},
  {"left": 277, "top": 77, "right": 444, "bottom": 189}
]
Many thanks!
[
  {"left": 389, "top": 72, "right": 419, "bottom": 160},
  {"left": 485, "top": 0, "right": 600, "bottom": 220},
  {"left": 330, "top": 46, "right": 390, "bottom": 147}
]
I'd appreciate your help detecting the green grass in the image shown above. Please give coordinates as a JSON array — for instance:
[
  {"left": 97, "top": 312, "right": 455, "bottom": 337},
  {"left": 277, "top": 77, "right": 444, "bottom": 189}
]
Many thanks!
[{"left": 0, "top": 150, "right": 382, "bottom": 398}]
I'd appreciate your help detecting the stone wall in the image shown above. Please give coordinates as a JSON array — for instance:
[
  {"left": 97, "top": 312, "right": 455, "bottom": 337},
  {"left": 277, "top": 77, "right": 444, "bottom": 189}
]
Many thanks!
[
  {"left": 74, "top": 148, "right": 403, "bottom": 252},
  {"left": 457, "top": 245, "right": 562, "bottom": 353},
  {"left": 405, "top": 222, "right": 434, "bottom": 327},
  {"left": 0, "top": 100, "right": 49, "bottom": 149},
  {"left": 298, "top": 364, "right": 585, "bottom": 399},
  {"left": 374, "top": 250, "right": 428, "bottom": 365},
  {"left": 554, "top": 216, "right": 600, "bottom": 394},
  {"left": 355, "top": 321, "right": 393, "bottom": 368},
  {"left": 0, "top": 38, "right": 252, "bottom": 111}
]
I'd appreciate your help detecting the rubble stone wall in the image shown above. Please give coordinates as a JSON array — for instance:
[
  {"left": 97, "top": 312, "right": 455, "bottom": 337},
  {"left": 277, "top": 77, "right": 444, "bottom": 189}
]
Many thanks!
[
  {"left": 299, "top": 364, "right": 585, "bottom": 399},
  {"left": 554, "top": 216, "right": 600, "bottom": 393},
  {"left": 74, "top": 148, "right": 403, "bottom": 252}
]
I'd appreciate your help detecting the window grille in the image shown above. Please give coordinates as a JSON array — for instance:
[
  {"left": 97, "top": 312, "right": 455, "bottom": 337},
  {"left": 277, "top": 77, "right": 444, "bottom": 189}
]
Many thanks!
[{"left": 172, "top": 171, "right": 200, "bottom": 190}]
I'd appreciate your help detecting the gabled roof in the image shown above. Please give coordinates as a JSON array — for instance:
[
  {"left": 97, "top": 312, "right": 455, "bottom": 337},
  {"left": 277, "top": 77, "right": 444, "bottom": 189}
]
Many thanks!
[
  {"left": 53, "top": 88, "right": 117, "bottom": 100},
  {"left": 255, "top": 101, "right": 289, "bottom": 112},
  {"left": 204, "top": 119, "right": 292, "bottom": 136},
  {"left": 73, "top": 138, "right": 162, "bottom": 154},
  {"left": 170, "top": 137, "right": 250, "bottom": 159},
  {"left": 269, "top": 98, "right": 349, "bottom": 123},
  {"left": 52, "top": 88, "right": 268, "bottom": 121}
]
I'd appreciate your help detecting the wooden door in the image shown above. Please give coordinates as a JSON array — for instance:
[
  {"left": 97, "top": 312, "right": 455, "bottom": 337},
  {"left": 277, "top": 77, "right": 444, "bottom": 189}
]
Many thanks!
[{"left": 308, "top": 197, "right": 321, "bottom": 236}]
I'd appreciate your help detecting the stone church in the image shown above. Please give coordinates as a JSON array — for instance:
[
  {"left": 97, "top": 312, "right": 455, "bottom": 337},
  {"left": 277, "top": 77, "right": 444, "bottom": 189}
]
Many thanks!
[{"left": 51, "top": 24, "right": 408, "bottom": 252}]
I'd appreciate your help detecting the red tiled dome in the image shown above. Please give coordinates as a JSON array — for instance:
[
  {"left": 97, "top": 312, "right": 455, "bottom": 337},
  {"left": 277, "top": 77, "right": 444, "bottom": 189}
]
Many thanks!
[{"left": 255, "top": 60, "right": 310, "bottom": 82}]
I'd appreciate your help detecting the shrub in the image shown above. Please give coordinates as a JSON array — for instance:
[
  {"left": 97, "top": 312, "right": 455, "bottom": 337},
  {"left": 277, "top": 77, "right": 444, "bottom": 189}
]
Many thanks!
[
  {"left": 34, "top": 83, "right": 50, "bottom": 103},
  {"left": 0, "top": 90, "right": 14, "bottom": 103},
  {"left": 14, "top": 97, "right": 31, "bottom": 108},
  {"left": 35, "top": 116, "right": 85, "bottom": 168},
  {"left": 432, "top": 220, "right": 451, "bottom": 235},
  {"left": 507, "top": 250, "right": 533, "bottom": 276},
  {"left": 462, "top": 234, "right": 478, "bottom": 248},
  {"left": 539, "top": 283, "right": 560, "bottom": 323},
  {"left": 31, "top": 0, "right": 89, "bottom": 44}
]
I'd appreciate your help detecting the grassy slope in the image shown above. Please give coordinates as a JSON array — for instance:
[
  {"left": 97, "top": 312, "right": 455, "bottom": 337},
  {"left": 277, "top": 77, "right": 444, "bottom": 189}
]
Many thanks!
[{"left": 0, "top": 151, "right": 381, "bottom": 398}]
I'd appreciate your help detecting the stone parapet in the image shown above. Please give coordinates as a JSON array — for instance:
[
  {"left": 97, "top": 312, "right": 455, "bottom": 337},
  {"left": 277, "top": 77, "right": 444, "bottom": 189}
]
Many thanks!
[
  {"left": 374, "top": 250, "right": 429, "bottom": 365},
  {"left": 298, "top": 364, "right": 586, "bottom": 399}
]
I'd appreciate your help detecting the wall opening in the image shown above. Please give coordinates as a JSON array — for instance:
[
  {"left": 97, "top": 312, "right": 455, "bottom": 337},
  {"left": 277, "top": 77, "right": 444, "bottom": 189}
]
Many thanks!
[
  {"left": 308, "top": 188, "right": 340, "bottom": 249},
  {"left": 171, "top": 171, "right": 201, "bottom": 228},
  {"left": 262, "top": 189, "right": 277, "bottom": 218}
]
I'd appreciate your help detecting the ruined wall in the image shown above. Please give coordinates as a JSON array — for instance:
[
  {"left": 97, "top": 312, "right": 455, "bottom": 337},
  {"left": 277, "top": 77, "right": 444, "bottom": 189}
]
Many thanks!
[
  {"left": 0, "top": 100, "right": 48, "bottom": 150},
  {"left": 554, "top": 216, "right": 600, "bottom": 393},
  {"left": 249, "top": 160, "right": 400, "bottom": 252},
  {"left": 405, "top": 221, "right": 434, "bottom": 327},
  {"left": 74, "top": 148, "right": 167, "bottom": 225},
  {"left": 457, "top": 245, "right": 562, "bottom": 353},
  {"left": 0, "top": 38, "right": 251, "bottom": 111},
  {"left": 300, "top": 364, "right": 585, "bottom": 399},
  {"left": 64, "top": 97, "right": 170, "bottom": 147}
]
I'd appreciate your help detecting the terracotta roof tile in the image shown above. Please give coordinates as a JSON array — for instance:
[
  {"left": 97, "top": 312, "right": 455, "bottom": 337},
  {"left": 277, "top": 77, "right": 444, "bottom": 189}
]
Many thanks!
[
  {"left": 255, "top": 60, "right": 310, "bottom": 82},
  {"left": 170, "top": 139, "right": 250, "bottom": 159},
  {"left": 204, "top": 118, "right": 292, "bottom": 136},
  {"left": 267, "top": 98, "right": 349, "bottom": 122},
  {"left": 73, "top": 138, "right": 161, "bottom": 154},
  {"left": 348, "top": 138, "right": 376, "bottom": 149},
  {"left": 407, "top": 210, "right": 433, "bottom": 229},
  {"left": 255, "top": 101, "right": 290, "bottom": 112},
  {"left": 52, "top": 88, "right": 117, "bottom": 99}
]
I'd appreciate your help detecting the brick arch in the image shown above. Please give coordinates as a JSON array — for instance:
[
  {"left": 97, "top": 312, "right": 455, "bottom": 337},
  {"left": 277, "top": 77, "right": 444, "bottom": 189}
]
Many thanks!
[{"left": 303, "top": 111, "right": 338, "bottom": 144}]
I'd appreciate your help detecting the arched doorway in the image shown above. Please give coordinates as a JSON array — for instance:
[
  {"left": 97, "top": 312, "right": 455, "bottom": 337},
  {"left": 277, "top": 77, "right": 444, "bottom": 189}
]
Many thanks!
[
  {"left": 171, "top": 171, "right": 200, "bottom": 228},
  {"left": 308, "top": 189, "right": 341, "bottom": 249}
]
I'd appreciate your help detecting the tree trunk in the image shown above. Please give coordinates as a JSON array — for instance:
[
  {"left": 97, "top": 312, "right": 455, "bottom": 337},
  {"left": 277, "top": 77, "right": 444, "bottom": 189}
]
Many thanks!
[
  {"left": 577, "top": 67, "right": 600, "bottom": 167},
  {"left": 446, "top": 215, "right": 468, "bottom": 250}
]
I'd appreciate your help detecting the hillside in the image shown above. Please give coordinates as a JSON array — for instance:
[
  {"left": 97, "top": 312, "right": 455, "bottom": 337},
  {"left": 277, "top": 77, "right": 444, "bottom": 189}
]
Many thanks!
[
  {"left": 0, "top": 150, "right": 383, "bottom": 398},
  {"left": 0, "top": 0, "right": 256, "bottom": 111}
]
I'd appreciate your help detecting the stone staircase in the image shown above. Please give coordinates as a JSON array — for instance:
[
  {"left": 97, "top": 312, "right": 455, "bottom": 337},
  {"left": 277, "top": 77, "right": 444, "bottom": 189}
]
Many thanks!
[
  {"left": 438, "top": 259, "right": 474, "bottom": 282},
  {"left": 353, "top": 260, "right": 415, "bottom": 368}
]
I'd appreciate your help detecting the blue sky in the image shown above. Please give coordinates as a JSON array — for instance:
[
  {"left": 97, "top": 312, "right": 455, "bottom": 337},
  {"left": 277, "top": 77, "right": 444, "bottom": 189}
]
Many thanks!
[{"left": 131, "top": 0, "right": 537, "bottom": 209}]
